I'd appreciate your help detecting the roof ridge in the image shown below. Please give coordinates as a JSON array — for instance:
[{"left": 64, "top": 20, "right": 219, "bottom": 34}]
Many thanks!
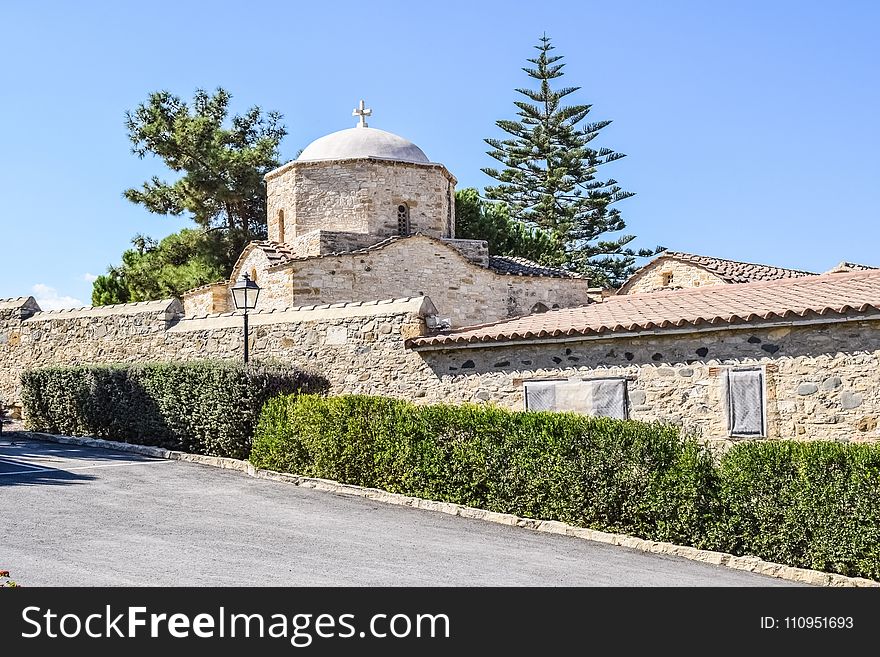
[
  {"left": 620, "top": 267, "right": 880, "bottom": 301},
  {"left": 662, "top": 250, "right": 816, "bottom": 275},
  {"left": 410, "top": 268, "right": 880, "bottom": 348}
]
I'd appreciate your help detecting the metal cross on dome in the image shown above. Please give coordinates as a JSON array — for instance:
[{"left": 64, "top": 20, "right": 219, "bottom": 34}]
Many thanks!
[{"left": 352, "top": 99, "right": 372, "bottom": 128}]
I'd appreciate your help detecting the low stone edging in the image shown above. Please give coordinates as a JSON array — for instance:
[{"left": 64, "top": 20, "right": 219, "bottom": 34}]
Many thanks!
[{"left": 21, "top": 431, "right": 879, "bottom": 588}]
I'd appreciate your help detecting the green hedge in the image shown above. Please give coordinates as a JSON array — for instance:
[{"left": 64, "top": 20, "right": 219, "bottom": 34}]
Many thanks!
[
  {"left": 714, "top": 441, "right": 880, "bottom": 579},
  {"left": 251, "top": 394, "right": 718, "bottom": 546},
  {"left": 251, "top": 394, "right": 880, "bottom": 580},
  {"left": 21, "top": 361, "right": 326, "bottom": 459}
]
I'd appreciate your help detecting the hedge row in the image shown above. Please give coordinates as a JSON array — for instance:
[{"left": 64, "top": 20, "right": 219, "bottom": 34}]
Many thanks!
[
  {"left": 252, "top": 394, "right": 718, "bottom": 547},
  {"left": 21, "top": 361, "right": 326, "bottom": 459},
  {"left": 252, "top": 394, "right": 880, "bottom": 580}
]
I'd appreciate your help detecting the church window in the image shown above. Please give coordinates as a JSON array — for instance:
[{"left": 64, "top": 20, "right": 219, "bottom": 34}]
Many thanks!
[
  {"left": 278, "top": 209, "right": 285, "bottom": 243},
  {"left": 250, "top": 268, "right": 258, "bottom": 283},
  {"left": 397, "top": 203, "right": 410, "bottom": 236},
  {"left": 661, "top": 271, "right": 674, "bottom": 287}
]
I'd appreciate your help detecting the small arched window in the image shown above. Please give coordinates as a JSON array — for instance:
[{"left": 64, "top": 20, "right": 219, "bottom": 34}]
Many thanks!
[
  {"left": 250, "top": 267, "right": 258, "bottom": 284},
  {"left": 397, "top": 203, "right": 410, "bottom": 236},
  {"left": 277, "top": 209, "right": 285, "bottom": 243}
]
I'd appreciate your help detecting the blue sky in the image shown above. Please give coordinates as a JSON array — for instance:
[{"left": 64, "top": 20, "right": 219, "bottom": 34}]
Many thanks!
[{"left": 1, "top": 1, "right": 877, "bottom": 307}]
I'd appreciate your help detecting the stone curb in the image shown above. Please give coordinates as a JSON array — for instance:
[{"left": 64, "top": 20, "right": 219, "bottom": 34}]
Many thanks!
[{"left": 20, "top": 431, "right": 879, "bottom": 588}]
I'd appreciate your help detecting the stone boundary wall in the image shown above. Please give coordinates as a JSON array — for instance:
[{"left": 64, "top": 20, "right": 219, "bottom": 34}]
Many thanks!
[
  {"left": 0, "top": 295, "right": 435, "bottom": 413},
  {"left": 20, "top": 431, "right": 880, "bottom": 588},
  {"left": 410, "top": 319, "right": 880, "bottom": 445},
  {"left": 3, "top": 292, "right": 877, "bottom": 445}
]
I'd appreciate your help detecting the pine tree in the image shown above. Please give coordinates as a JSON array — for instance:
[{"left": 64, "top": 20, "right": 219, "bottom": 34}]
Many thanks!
[
  {"left": 124, "top": 88, "right": 286, "bottom": 258},
  {"left": 483, "top": 35, "right": 659, "bottom": 286}
]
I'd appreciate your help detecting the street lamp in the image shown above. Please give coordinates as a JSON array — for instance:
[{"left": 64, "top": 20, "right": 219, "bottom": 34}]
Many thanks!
[{"left": 231, "top": 272, "right": 261, "bottom": 364}]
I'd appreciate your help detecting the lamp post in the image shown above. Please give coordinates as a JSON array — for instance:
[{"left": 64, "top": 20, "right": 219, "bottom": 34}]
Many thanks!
[{"left": 231, "top": 272, "right": 261, "bottom": 364}]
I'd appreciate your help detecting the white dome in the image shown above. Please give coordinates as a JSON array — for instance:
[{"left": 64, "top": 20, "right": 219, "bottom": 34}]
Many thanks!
[{"left": 297, "top": 127, "right": 430, "bottom": 164}]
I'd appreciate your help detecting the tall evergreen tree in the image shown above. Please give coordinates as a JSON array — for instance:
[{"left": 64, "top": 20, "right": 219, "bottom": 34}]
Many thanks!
[{"left": 483, "top": 35, "right": 659, "bottom": 286}]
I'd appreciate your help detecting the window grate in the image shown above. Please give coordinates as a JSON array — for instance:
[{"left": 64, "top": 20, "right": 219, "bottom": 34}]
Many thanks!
[{"left": 397, "top": 203, "right": 410, "bottom": 236}]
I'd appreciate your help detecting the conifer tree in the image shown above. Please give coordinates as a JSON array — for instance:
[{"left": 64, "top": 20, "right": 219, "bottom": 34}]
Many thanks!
[
  {"left": 483, "top": 35, "right": 658, "bottom": 286},
  {"left": 454, "top": 188, "right": 557, "bottom": 262}
]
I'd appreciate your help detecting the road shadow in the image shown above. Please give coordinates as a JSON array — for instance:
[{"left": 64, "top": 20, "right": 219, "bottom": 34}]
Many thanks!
[{"left": 0, "top": 435, "right": 153, "bottom": 488}]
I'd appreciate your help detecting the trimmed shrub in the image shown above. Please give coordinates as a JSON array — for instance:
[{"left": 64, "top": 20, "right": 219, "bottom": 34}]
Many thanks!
[
  {"left": 21, "top": 361, "right": 326, "bottom": 459},
  {"left": 252, "top": 393, "right": 880, "bottom": 580},
  {"left": 251, "top": 394, "right": 717, "bottom": 545},
  {"left": 714, "top": 440, "right": 880, "bottom": 579}
]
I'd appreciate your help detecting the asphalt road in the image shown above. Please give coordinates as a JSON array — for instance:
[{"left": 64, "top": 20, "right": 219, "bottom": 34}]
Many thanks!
[{"left": 0, "top": 437, "right": 797, "bottom": 586}]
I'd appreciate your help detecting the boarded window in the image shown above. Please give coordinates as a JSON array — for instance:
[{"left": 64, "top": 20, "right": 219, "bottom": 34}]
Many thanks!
[
  {"left": 724, "top": 368, "right": 766, "bottom": 437},
  {"left": 524, "top": 379, "right": 628, "bottom": 419}
]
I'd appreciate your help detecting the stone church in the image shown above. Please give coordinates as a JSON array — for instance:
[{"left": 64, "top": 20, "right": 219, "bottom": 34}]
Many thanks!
[
  {"left": 2, "top": 101, "right": 878, "bottom": 445},
  {"left": 183, "top": 102, "right": 599, "bottom": 327}
]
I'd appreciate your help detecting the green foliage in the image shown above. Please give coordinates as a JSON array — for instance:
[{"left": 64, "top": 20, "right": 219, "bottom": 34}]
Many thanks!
[
  {"left": 124, "top": 87, "right": 287, "bottom": 249},
  {"left": 454, "top": 188, "right": 558, "bottom": 263},
  {"left": 95, "top": 88, "right": 288, "bottom": 305},
  {"left": 20, "top": 362, "right": 326, "bottom": 459},
  {"left": 252, "top": 394, "right": 880, "bottom": 580},
  {"left": 714, "top": 441, "right": 880, "bottom": 579},
  {"left": 483, "top": 35, "right": 660, "bottom": 286},
  {"left": 251, "top": 394, "right": 715, "bottom": 545},
  {"left": 91, "top": 229, "right": 232, "bottom": 305}
]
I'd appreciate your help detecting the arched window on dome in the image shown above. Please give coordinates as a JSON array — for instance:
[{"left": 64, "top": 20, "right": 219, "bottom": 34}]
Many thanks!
[{"left": 397, "top": 203, "right": 411, "bottom": 236}]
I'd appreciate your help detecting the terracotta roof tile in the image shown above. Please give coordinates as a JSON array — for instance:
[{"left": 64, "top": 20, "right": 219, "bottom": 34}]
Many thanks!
[
  {"left": 409, "top": 269, "right": 880, "bottom": 348},
  {"left": 661, "top": 251, "right": 815, "bottom": 283},
  {"left": 825, "top": 261, "right": 877, "bottom": 273},
  {"left": 488, "top": 256, "right": 581, "bottom": 278},
  {"left": 617, "top": 251, "right": 815, "bottom": 293},
  {"left": 253, "top": 240, "right": 298, "bottom": 265},
  {"left": 266, "top": 236, "right": 405, "bottom": 270}
]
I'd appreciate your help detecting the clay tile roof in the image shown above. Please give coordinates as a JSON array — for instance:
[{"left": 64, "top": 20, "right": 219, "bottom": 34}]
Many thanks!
[
  {"left": 408, "top": 269, "right": 880, "bottom": 348},
  {"left": 266, "top": 236, "right": 406, "bottom": 270},
  {"left": 617, "top": 251, "right": 815, "bottom": 293},
  {"left": 488, "top": 256, "right": 581, "bottom": 278},
  {"left": 825, "top": 261, "right": 877, "bottom": 274},
  {"left": 253, "top": 240, "right": 298, "bottom": 265}
]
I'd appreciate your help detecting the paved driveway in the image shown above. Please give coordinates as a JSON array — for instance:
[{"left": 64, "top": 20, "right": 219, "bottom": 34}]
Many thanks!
[{"left": 0, "top": 436, "right": 797, "bottom": 586}]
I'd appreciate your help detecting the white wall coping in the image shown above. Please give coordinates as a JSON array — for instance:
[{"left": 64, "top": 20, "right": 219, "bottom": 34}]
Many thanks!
[
  {"left": 170, "top": 296, "right": 437, "bottom": 332},
  {"left": 22, "top": 299, "right": 183, "bottom": 322}
]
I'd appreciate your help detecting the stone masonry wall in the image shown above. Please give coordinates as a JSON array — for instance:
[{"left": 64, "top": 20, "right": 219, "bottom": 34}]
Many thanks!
[
  {"left": 286, "top": 230, "right": 385, "bottom": 258},
  {"left": 183, "top": 283, "right": 231, "bottom": 316},
  {"left": 441, "top": 238, "right": 490, "bottom": 267},
  {"left": 276, "top": 236, "right": 592, "bottom": 327},
  {"left": 266, "top": 159, "right": 455, "bottom": 242},
  {"left": 621, "top": 259, "right": 726, "bottom": 294},
  {"left": 227, "top": 247, "right": 292, "bottom": 313},
  {"left": 0, "top": 297, "right": 433, "bottom": 413},
  {"left": 409, "top": 319, "right": 880, "bottom": 445},
  {"left": 2, "top": 291, "right": 877, "bottom": 446}
]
